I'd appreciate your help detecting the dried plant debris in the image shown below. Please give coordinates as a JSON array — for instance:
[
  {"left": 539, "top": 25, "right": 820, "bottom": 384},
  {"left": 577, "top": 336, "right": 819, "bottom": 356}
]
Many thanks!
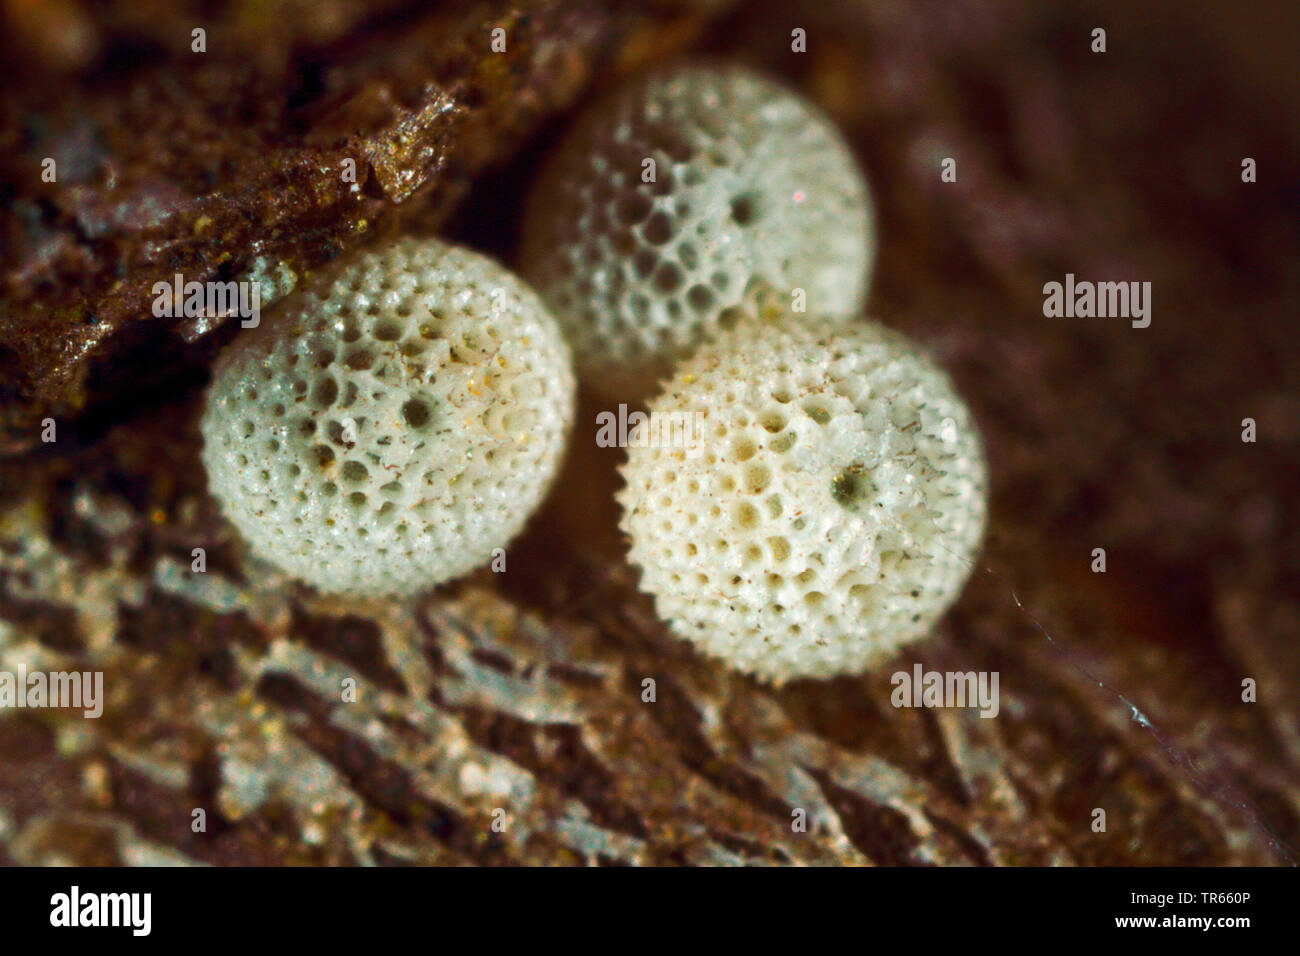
[
  {"left": 1, "top": 0, "right": 1298, "bottom": 867},
  {"left": 0, "top": 384, "right": 1294, "bottom": 866},
  {"left": 0, "top": 0, "right": 716, "bottom": 454}
]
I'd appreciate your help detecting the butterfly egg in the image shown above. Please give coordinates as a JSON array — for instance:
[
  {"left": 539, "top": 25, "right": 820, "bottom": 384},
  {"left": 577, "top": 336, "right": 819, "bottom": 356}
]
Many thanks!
[
  {"left": 200, "top": 237, "right": 575, "bottom": 597},
  {"left": 520, "top": 63, "right": 874, "bottom": 398},
  {"left": 617, "top": 315, "right": 987, "bottom": 682}
]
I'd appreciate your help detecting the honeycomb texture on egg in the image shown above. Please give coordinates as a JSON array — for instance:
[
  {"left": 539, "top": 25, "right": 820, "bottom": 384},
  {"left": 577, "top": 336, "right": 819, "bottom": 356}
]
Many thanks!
[
  {"left": 200, "top": 237, "right": 575, "bottom": 597},
  {"left": 520, "top": 63, "right": 874, "bottom": 397},
  {"left": 618, "top": 317, "right": 988, "bottom": 682}
]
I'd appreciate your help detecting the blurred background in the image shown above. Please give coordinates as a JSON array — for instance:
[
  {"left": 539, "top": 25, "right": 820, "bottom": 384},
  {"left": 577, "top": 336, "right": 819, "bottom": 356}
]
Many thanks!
[{"left": 0, "top": 0, "right": 1296, "bottom": 865}]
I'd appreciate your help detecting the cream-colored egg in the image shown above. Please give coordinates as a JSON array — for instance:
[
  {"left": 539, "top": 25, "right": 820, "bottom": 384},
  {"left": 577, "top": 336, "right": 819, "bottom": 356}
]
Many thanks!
[
  {"left": 619, "top": 316, "right": 987, "bottom": 682},
  {"left": 521, "top": 63, "right": 874, "bottom": 398},
  {"left": 201, "top": 237, "right": 575, "bottom": 596}
]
